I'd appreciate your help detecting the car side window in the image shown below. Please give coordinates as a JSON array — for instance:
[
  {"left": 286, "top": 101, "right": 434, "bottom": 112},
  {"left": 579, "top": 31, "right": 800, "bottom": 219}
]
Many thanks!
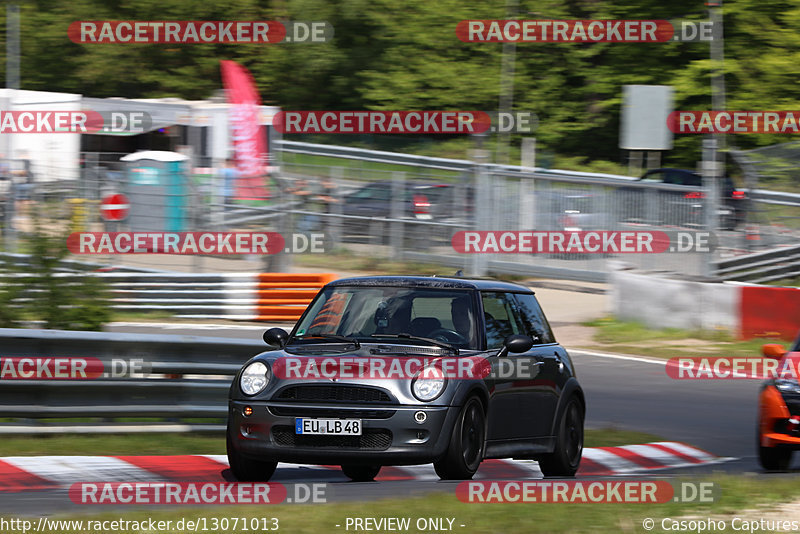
[
  {"left": 680, "top": 172, "right": 702, "bottom": 187},
  {"left": 512, "top": 293, "right": 555, "bottom": 345},
  {"left": 641, "top": 171, "right": 664, "bottom": 183},
  {"left": 481, "top": 292, "right": 523, "bottom": 349},
  {"left": 351, "top": 184, "right": 390, "bottom": 201}
]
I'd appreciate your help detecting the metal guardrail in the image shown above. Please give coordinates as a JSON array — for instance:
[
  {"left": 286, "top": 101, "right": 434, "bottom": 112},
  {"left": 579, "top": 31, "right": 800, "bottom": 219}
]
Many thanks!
[
  {"left": 0, "top": 252, "right": 163, "bottom": 274},
  {"left": 1, "top": 271, "right": 333, "bottom": 321},
  {"left": 0, "top": 328, "right": 265, "bottom": 434},
  {"left": 713, "top": 243, "right": 800, "bottom": 283},
  {"left": 749, "top": 189, "right": 800, "bottom": 208},
  {"left": 276, "top": 140, "right": 643, "bottom": 184}
]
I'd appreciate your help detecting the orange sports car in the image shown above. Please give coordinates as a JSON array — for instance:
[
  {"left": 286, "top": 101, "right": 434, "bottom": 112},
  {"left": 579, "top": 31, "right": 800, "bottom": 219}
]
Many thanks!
[{"left": 758, "top": 337, "right": 800, "bottom": 470}]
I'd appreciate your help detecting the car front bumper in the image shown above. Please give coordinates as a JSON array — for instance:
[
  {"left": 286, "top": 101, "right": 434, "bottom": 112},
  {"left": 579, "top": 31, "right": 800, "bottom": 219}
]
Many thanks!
[{"left": 228, "top": 400, "right": 458, "bottom": 465}]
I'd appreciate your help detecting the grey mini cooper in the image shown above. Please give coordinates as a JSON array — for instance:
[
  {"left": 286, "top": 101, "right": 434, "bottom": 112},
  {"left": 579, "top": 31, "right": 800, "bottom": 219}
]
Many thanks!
[{"left": 227, "top": 275, "right": 585, "bottom": 481}]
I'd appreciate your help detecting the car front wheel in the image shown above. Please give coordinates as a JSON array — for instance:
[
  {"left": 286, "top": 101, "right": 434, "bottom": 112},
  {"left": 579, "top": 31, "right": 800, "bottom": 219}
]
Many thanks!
[
  {"left": 434, "top": 397, "right": 486, "bottom": 480},
  {"left": 539, "top": 396, "right": 584, "bottom": 477},
  {"left": 226, "top": 428, "right": 277, "bottom": 481},
  {"left": 758, "top": 419, "right": 793, "bottom": 471},
  {"left": 341, "top": 464, "right": 381, "bottom": 481},
  {"left": 759, "top": 444, "right": 793, "bottom": 471}
]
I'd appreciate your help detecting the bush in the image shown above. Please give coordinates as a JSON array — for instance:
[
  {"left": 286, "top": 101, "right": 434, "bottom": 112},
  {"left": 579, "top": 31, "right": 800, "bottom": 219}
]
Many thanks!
[{"left": 0, "top": 221, "right": 112, "bottom": 330}]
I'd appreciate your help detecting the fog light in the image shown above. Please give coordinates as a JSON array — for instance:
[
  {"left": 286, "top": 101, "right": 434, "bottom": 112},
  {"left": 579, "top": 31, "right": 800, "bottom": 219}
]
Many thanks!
[
  {"left": 243, "top": 406, "right": 253, "bottom": 416},
  {"left": 789, "top": 418, "right": 800, "bottom": 432},
  {"left": 414, "top": 411, "right": 427, "bottom": 424}
]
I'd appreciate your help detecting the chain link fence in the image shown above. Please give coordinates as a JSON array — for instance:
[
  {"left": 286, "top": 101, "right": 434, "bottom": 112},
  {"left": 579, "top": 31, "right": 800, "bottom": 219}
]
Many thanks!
[{"left": 0, "top": 145, "right": 797, "bottom": 282}]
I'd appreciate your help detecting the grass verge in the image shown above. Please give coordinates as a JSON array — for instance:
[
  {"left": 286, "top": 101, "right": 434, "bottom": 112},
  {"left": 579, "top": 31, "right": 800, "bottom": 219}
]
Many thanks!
[
  {"left": 0, "top": 428, "right": 662, "bottom": 457},
  {"left": 582, "top": 317, "right": 790, "bottom": 359},
  {"left": 25, "top": 476, "right": 800, "bottom": 533}
]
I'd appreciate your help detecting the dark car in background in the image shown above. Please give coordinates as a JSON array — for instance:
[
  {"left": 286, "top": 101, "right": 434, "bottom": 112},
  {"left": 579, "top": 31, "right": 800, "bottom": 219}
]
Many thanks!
[
  {"left": 227, "top": 275, "right": 585, "bottom": 482},
  {"left": 623, "top": 168, "right": 748, "bottom": 230},
  {"left": 533, "top": 189, "right": 615, "bottom": 232},
  {"left": 758, "top": 334, "right": 800, "bottom": 470},
  {"left": 340, "top": 181, "right": 472, "bottom": 244}
]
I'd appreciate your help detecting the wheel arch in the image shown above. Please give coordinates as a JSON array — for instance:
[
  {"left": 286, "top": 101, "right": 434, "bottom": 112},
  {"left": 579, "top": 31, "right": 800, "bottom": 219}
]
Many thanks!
[{"left": 549, "top": 378, "right": 585, "bottom": 438}]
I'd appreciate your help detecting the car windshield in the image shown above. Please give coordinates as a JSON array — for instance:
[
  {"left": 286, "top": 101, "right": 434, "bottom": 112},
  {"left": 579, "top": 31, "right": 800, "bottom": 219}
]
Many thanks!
[{"left": 292, "top": 286, "right": 479, "bottom": 350}]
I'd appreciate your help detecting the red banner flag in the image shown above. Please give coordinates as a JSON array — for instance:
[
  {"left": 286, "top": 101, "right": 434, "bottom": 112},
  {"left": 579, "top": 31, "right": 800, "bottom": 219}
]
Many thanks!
[{"left": 220, "top": 60, "right": 269, "bottom": 200}]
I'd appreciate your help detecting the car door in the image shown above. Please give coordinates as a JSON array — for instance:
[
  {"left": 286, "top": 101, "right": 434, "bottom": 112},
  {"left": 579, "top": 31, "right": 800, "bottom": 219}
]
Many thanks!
[
  {"left": 344, "top": 183, "right": 392, "bottom": 216},
  {"left": 510, "top": 292, "right": 568, "bottom": 438},
  {"left": 482, "top": 291, "right": 551, "bottom": 441}
]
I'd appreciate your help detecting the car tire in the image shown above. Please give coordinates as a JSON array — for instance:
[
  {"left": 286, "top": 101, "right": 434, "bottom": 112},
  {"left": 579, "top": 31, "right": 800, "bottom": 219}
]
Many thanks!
[
  {"left": 538, "top": 396, "right": 584, "bottom": 477},
  {"left": 757, "top": 420, "right": 794, "bottom": 471},
  {"left": 341, "top": 464, "right": 381, "bottom": 482},
  {"left": 758, "top": 444, "right": 792, "bottom": 471},
  {"left": 434, "top": 397, "right": 485, "bottom": 480},
  {"left": 226, "top": 428, "right": 277, "bottom": 482}
]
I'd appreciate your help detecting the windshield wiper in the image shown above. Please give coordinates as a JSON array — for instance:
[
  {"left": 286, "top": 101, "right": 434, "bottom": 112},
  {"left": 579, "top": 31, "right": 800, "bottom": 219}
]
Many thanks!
[
  {"left": 293, "top": 334, "right": 361, "bottom": 348},
  {"left": 370, "top": 333, "right": 458, "bottom": 354}
]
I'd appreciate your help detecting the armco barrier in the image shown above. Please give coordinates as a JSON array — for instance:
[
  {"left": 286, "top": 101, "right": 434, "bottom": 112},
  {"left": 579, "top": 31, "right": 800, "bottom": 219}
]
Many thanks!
[
  {"left": 612, "top": 268, "right": 800, "bottom": 341},
  {"left": 2, "top": 272, "right": 337, "bottom": 322},
  {"left": 254, "top": 273, "right": 337, "bottom": 321},
  {"left": 0, "top": 328, "right": 265, "bottom": 433}
]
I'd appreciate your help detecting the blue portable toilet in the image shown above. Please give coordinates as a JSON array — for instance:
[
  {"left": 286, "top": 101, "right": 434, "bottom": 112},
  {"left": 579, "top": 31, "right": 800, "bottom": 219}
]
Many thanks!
[{"left": 121, "top": 151, "right": 190, "bottom": 232}]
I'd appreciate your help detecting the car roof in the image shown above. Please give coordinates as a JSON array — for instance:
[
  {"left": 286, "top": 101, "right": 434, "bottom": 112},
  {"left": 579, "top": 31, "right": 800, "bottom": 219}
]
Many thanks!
[
  {"left": 641, "top": 168, "right": 699, "bottom": 177},
  {"left": 327, "top": 275, "right": 534, "bottom": 293}
]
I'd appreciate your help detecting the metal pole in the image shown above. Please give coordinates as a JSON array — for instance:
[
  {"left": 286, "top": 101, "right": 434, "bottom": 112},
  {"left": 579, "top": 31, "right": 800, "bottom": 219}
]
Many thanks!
[
  {"left": 3, "top": 4, "right": 20, "bottom": 251},
  {"left": 6, "top": 4, "right": 20, "bottom": 90},
  {"left": 470, "top": 134, "right": 489, "bottom": 277},
  {"left": 704, "top": 1, "right": 725, "bottom": 276},
  {"left": 389, "top": 171, "right": 405, "bottom": 260},
  {"left": 495, "top": 0, "right": 517, "bottom": 165}
]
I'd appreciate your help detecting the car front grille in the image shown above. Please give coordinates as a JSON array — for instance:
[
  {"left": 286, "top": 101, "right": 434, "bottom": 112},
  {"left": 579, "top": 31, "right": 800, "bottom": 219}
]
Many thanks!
[
  {"left": 269, "top": 406, "right": 396, "bottom": 419},
  {"left": 272, "top": 425, "right": 392, "bottom": 450},
  {"left": 275, "top": 385, "right": 392, "bottom": 403}
]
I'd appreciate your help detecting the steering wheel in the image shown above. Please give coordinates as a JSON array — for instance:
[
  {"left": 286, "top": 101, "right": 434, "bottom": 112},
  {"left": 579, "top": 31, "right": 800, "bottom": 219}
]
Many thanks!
[{"left": 428, "top": 328, "right": 467, "bottom": 345}]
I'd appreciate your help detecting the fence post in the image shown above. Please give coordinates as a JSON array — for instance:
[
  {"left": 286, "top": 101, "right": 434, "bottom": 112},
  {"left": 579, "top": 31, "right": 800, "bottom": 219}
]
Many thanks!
[
  {"left": 390, "top": 171, "right": 405, "bottom": 260},
  {"left": 327, "top": 167, "right": 343, "bottom": 252},
  {"left": 470, "top": 152, "right": 490, "bottom": 277}
]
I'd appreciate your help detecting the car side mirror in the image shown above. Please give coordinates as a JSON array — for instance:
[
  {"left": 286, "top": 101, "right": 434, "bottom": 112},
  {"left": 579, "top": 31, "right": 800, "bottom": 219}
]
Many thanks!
[
  {"left": 762, "top": 344, "right": 787, "bottom": 360},
  {"left": 263, "top": 328, "right": 289, "bottom": 348},
  {"left": 497, "top": 334, "right": 534, "bottom": 358}
]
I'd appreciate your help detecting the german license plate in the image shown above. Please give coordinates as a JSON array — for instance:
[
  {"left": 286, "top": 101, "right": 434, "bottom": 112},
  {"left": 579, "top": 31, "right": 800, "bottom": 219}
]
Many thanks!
[{"left": 295, "top": 418, "right": 362, "bottom": 435}]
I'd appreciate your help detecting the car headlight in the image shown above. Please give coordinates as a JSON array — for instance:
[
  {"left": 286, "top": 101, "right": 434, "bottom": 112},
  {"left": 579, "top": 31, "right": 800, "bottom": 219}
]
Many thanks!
[
  {"left": 240, "top": 361, "right": 271, "bottom": 396},
  {"left": 412, "top": 365, "right": 446, "bottom": 402},
  {"left": 776, "top": 379, "right": 800, "bottom": 394}
]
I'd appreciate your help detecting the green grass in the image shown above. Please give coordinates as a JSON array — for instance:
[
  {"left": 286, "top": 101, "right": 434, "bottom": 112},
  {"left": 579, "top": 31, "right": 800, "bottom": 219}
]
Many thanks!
[
  {"left": 293, "top": 250, "right": 449, "bottom": 275},
  {"left": 25, "top": 476, "right": 800, "bottom": 533},
  {"left": 294, "top": 250, "right": 529, "bottom": 282},
  {"left": 584, "top": 428, "right": 664, "bottom": 448},
  {"left": 0, "top": 429, "right": 661, "bottom": 457},
  {"left": 582, "top": 317, "right": 790, "bottom": 359},
  {"left": 0, "top": 433, "right": 226, "bottom": 456},
  {"left": 108, "top": 310, "right": 179, "bottom": 322},
  {"left": 767, "top": 277, "right": 800, "bottom": 287}
]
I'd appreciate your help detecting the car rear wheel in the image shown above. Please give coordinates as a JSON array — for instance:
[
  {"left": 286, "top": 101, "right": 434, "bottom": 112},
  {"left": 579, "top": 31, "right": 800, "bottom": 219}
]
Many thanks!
[
  {"left": 539, "top": 396, "right": 584, "bottom": 477},
  {"left": 341, "top": 464, "right": 381, "bottom": 482},
  {"left": 434, "top": 397, "right": 485, "bottom": 480},
  {"left": 226, "top": 428, "right": 277, "bottom": 481}
]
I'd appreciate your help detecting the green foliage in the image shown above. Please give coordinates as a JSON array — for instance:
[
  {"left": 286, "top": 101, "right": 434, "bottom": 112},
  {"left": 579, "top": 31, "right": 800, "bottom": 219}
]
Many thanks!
[
  {"left": 2, "top": 1, "right": 800, "bottom": 169},
  {"left": 0, "top": 270, "right": 23, "bottom": 328},
  {"left": 0, "top": 222, "right": 112, "bottom": 330}
]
